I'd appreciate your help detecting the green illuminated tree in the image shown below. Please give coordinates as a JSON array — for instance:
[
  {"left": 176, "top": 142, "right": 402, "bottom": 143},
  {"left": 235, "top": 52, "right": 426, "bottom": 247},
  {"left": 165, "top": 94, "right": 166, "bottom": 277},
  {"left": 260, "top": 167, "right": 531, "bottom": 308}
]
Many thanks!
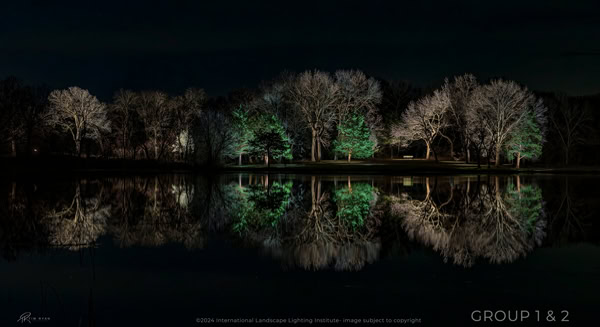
[
  {"left": 333, "top": 114, "right": 375, "bottom": 162},
  {"left": 228, "top": 105, "right": 252, "bottom": 165},
  {"left": 505, "top": 110, "right": 543, "bottom": 169},
  {"left": 248, "top": 114, "right": 292, "bottom": 167}
]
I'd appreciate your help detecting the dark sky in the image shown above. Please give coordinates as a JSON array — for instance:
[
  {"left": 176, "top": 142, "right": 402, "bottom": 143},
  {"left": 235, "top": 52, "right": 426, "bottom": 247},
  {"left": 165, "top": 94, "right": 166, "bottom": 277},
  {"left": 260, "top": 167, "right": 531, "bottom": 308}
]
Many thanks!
[{"left": 1, "top": 0, "right": 599, "bottom": 100}]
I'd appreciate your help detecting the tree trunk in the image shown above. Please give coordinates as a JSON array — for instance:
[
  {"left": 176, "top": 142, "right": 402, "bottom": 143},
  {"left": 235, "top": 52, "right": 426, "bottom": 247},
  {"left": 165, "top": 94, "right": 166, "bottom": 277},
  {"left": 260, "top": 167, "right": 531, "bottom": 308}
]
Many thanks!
[
  {"left": 317, "top": 139, "right": 322, "bottom": 162},
  {"left": 516, "top": 152, "right": 521, "bottom": 169},
  {"left": 477, "top": 149, "right": 481, "bottom": 169},
  {"left": 75, "top": 128, "right": 82, "bottom": 158},
  {"left": 425, "top": 142, "right": 430, "bottom": 160},
  {"left": 76, "top": 139, "right": 82, "bottom": 158},
  {"left": 310, "top": 129, "right": 316, "bottom": 162},
  {"left": 467, "top": 148, "right": 471, "bottom": 163},
  {"left": 494, "top": 144, "right": 501, "bottom": 167},
  {"left": 238, "top": 153, "right": 242, "bottom": 166},
  {"left": 153, "top": 129, "right": 159, "bottom": 160},
  {"left": 265, "top": 154, "right": 269, "bottom": 167},
  {"left": 348, "top": 151, "right": 352, "bottom": 162}
]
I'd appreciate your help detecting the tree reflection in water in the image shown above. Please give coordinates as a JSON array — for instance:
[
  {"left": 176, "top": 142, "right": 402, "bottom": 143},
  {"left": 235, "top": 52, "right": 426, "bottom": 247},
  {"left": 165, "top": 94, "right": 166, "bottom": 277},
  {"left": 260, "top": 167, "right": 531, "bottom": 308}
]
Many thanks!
[
  {"left": 108, "top": 175, "right": 207, "bottom": 249},
  {"left": 393, "top": 176, "right": 546, "bottom": 267},
  {"left": 1, "top": 174, "right": 596, "bottom": 270},
  {"left": 45, "top": 181, "right": 110, "bottom": 250},
  {"left": 229, "top": 175, "right": 381, "bottom": 271}
]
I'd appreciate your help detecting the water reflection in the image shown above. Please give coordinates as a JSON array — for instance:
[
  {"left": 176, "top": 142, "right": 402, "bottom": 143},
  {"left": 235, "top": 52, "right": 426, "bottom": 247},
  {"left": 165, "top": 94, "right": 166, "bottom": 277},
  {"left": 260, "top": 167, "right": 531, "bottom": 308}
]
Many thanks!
[
  {"left": 392, "top": 176, "right": 545, "bottom": 266},
  {"left": 1, "top": 174, "right": 598, "bottom": 269},
  {"left": 232, "top": 176, "right": 382, "bottom": 271}
]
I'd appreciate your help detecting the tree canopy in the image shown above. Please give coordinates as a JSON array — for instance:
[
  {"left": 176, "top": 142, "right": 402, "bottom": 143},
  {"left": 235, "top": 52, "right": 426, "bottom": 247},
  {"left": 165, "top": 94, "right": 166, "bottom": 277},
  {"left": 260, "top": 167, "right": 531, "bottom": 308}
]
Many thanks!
[{"left": 333, "top": 113, "right": 375, "bottom": 162}]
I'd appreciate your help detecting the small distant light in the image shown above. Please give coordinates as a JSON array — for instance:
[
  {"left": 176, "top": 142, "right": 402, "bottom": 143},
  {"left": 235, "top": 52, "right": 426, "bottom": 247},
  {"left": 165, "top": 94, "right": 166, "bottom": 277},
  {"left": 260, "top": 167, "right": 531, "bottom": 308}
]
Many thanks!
[{"left": 33, "top": 148, "right": 38, "bottom": 152}]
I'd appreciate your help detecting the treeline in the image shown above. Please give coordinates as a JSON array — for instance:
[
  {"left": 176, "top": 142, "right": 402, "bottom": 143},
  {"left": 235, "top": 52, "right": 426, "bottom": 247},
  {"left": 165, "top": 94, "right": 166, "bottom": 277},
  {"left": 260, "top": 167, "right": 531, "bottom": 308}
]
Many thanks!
[{"left": 1, "top": 71, "right": 598, "bottom": 167}]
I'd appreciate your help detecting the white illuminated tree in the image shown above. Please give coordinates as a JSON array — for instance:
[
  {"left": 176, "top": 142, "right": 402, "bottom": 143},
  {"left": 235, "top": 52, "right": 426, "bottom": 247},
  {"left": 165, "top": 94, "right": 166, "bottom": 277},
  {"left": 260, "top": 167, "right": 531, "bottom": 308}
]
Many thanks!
[
  {"left": 392, "top": 89, "right": 451, "bottom": 161},
  {"left": 443, "top": 74, "right": 478, "bottom": 161},
  {"left": 137, "top": 91, "right": 173, "bottom": 160},
  {"left": 47, "top": 87, "right": 110, "bottom": 155},
  {"left": 469, "top": 80, "right": 546, "bottom": 167},
  {"left": 288, "top": 70, "right": 339, "bottom": 161}
]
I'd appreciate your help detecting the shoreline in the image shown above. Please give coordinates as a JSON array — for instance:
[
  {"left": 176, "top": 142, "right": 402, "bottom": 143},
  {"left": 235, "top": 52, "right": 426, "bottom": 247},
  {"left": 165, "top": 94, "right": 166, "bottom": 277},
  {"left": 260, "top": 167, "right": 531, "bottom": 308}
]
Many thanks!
[{"left": 2, "top": 157, "right": 600, "bottom": 175}]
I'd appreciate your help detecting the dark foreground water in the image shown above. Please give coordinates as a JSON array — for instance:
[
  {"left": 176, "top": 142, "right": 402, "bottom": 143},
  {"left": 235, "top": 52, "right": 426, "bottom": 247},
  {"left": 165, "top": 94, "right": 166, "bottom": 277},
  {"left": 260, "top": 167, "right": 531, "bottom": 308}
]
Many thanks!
[{"left": 1, "top": 174, "right": 599, "bottom": 326}]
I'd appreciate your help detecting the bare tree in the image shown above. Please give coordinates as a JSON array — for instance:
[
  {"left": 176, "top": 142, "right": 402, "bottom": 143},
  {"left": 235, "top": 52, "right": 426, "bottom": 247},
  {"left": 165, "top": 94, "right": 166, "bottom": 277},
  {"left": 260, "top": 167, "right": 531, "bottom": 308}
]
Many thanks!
[
  {"left": 380, "top": 80, "right": 420, "bottom": 158},
  {"left": 193, "top": 109, "right": 233, "bottom": 166},
  {"left": 392, "top": 89, "right": 451, "bottom": 161},
  {"left": 548, "top": 94, "right": 591, "bottom": 166},
  {"left": 0, "top": 77, "right": 27, "bottom": 156},
  {"left": 469, "top": 80, "right": 545, "bottom": 167},
  {"left": 443, "top": 74, "right": 478, "bottom": 162},
  {"left": 111, "top": 89, "right": 138, "bottom": 158},
  {"left": 47, "top": 87, "right": 111, "bottom": 156},
  {"left": 465, "top": 104, "right": 492, "bottom": 168},
  {"left": 333, "top": 70, "right": 382, "bottom": 159},
  {"left": 137, "top": 91, "right": 173, "bottom": 160},
  {"left": 173, "top": 88, "right": 205, "bottom": 161},
  {"left": 288, "top": 70, "right": 339, "bottom": 161}
]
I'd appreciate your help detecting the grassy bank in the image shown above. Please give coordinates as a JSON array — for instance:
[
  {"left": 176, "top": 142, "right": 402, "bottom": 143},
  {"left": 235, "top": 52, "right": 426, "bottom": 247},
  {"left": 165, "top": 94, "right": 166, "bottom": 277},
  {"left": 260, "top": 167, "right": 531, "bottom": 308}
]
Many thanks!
[
  {"left": 223, "top": 159, "right": 600, "bottom": 175},
  {"left": 2, "top": 156, "right": 600, "bottom": 175}
]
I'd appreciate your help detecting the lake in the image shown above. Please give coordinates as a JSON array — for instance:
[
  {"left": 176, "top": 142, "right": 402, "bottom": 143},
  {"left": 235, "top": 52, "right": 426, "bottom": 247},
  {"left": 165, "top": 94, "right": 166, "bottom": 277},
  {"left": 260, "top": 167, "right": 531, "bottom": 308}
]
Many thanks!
[{"left": 1, "top": 173, "right": 599, "bottom": 326}]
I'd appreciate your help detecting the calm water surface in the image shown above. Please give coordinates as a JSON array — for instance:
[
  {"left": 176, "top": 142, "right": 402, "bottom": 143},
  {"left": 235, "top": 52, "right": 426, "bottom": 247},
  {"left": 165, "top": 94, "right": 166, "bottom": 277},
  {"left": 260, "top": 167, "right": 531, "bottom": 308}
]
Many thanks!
[{"left": 1, "top": 174, "right": 599, "bottom": 326}]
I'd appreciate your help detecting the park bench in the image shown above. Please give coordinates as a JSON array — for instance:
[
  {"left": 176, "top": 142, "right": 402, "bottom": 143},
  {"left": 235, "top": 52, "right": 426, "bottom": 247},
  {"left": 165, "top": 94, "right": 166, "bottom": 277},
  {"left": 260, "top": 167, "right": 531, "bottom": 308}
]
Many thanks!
[{"left": 403, "top": 155, "right": 414, "bottom": 159}]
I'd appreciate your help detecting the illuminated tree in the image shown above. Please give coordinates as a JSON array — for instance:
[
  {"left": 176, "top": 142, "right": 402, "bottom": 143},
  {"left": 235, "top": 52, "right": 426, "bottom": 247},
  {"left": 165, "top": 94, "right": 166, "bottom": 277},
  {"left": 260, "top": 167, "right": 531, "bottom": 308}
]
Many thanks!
[
  {"left": 111, "top": 89, "right": 145, "bottom": 158},
  {"left": 248, "top": 114, "right": 292, "bottom": 167},
  {"left": 505, "top": 110, "right": 543, "bottom": 168},
  {"left": 136, "top": 91, "right": 173, "bottom": 160},
  {"left": 469, "top": 80, "right": 546, "bottom": 167},
  {"left": 379, "top": 80, "right": 421, "bottom": 158},
  {"left": 392, "top": 89, "right": 451, "bottom": 161},
  {"left": 227, "top": 105, "right": 253, "bottom": 165},
  {"left": 465, "top": 106, "right": 492, "bottom": 168},
  {"left": 443, "top": 74, "right": 478, "bottom": 161},
  {"left": 47, "top": 87, "right": 110, "bottom": 155},
  {"left": 333, "top": 70, "right": 382, "bottom": 159},
  {"left": 333, "top": 113, "right": 375, "bottom": 162},
  {"left": 172, "top": 88, "right": 205, "bottom": 161},
  {"left": 288, "top": 70, "right": 339, "bottom": 161}
]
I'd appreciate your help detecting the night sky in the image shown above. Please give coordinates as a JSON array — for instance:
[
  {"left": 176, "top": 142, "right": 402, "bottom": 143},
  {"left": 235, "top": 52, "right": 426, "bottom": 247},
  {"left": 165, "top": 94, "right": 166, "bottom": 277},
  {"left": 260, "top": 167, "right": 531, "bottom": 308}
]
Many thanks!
[{"left": 1, "top": 0, "right": 599, "bottom": 100}]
